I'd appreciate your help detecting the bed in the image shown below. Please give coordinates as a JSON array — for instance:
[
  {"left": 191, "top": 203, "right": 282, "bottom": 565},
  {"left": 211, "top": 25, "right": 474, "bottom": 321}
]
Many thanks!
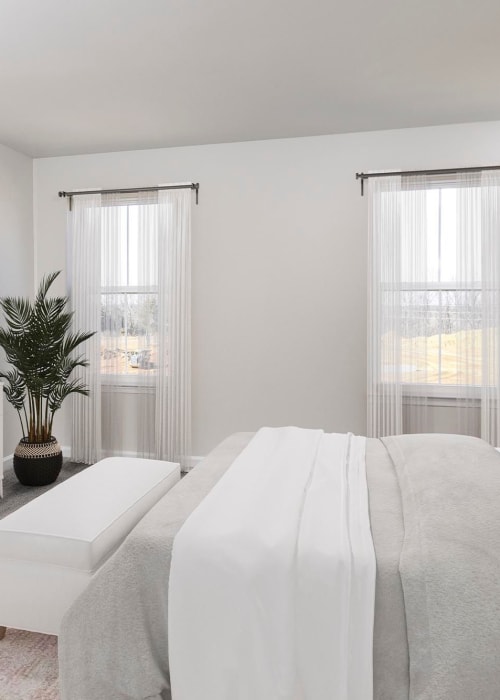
[{"left": 58, "top": 430, "right": 500, "bottom": 700}]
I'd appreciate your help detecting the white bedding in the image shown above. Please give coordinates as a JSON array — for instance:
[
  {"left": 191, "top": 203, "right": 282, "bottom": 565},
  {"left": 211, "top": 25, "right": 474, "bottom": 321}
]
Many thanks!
[{"left": 168, "top": 427, "right": 376, "bottom": 700}]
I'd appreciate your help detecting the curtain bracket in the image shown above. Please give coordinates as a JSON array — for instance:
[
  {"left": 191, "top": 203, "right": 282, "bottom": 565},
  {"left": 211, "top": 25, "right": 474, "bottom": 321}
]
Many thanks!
[{"left": 355, "top": 173, "right": 366, "bottom": 196}]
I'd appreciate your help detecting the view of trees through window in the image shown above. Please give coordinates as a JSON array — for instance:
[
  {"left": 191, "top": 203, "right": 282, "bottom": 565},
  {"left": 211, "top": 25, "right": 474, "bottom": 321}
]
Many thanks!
[
  {"left": 395, "top": 289, "right": 482, "bottom": 384},
  {"left": 101, "top": 293, "right": 158, "bottom": 375}
]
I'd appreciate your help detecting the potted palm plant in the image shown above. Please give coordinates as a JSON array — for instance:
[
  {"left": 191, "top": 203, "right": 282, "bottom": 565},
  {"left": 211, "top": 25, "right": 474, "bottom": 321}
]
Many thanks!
[{"left": 0, "top": 271, "right": 95, "bottom": 486}]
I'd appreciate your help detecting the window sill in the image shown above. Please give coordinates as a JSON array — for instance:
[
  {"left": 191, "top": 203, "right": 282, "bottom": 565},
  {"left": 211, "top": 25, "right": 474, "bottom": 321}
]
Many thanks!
[
  {"left": 402, "top": 383, "right": 483, "bottom": 407},
  {"left": 101, "top": 377, "right": 156, "bottom": 394}
]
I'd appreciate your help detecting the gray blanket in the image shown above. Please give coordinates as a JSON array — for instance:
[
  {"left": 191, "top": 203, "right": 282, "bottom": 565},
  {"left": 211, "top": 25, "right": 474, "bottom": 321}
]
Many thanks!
[
  {"left": 59, "top": 433, "right": 500, "bottom": 700},
  {"left": 382, "top": 433, "right": 500, "bottom": 700}
]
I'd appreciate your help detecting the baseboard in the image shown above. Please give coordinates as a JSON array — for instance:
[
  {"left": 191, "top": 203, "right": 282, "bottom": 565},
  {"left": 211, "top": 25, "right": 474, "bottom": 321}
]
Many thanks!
[{"left": 100, "top": 448, "right": 153, "bottom": 460}]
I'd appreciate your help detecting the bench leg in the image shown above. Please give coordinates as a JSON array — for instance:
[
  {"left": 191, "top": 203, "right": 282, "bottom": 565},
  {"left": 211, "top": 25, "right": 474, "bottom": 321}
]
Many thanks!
[{"left": 0, "top": 627, "right": 6, "bottom": 640}]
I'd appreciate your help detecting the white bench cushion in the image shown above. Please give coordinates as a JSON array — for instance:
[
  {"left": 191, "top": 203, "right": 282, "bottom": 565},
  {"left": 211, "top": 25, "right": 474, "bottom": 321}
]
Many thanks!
[{"left": 0, "top": 457, "right": 180, "bottom": 572}]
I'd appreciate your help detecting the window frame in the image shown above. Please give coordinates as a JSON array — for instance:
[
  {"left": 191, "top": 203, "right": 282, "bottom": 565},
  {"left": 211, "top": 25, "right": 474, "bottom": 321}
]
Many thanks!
[
  {"left": 99, "top": 197, "right": 160, "bottom": 388},
  {"left": 391, "top": 183, "right": 484, "bottom": 398}
]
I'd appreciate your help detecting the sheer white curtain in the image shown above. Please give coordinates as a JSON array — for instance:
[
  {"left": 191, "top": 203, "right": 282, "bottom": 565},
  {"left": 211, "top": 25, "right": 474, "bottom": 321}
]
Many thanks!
[
  {"left": 70, "top": 193, "right": 102, "bottom": 464},
  {"left": 69, "top": 188, "right": 192, "bottom": 464},
  {"left": 368, "top": 170, "right": 500, "bottom": 442},
  {"left": 367, "top": 175, "right": 404, "bottom": 437},
  {"left": 156, "top": 189, "right": 191, "bottom": 462},
  {"left": 480, "top": 171, "right": 500, "bottom": 444}
]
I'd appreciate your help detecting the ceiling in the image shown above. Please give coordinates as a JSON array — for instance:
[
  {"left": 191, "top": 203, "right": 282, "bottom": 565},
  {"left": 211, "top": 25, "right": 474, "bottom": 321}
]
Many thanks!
[{"left": 1, "top": 0, "right": 499, "bottom": 158}]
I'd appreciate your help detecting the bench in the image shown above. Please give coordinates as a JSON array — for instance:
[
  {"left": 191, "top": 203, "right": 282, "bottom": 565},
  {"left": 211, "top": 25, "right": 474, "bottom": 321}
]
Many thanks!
[{"left": 0, "top": 456, "right": 180, "bottom": 636}]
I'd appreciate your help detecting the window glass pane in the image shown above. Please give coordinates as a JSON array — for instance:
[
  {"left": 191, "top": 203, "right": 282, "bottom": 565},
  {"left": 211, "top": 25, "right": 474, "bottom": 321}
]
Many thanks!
[
  {"left": 101, "top": 206, "right": 128, "bottom": 287},
  {"left": 455, "top": 185, "right": 481, "bottom": 284},
  {"left": 439, "top": 188, "right": 457, "bottom": 284},
  {"left": 395, "top": 287, "right": 482, "bottom": 385},
  {"left": 128, "top": 204, "right": 158, "bottom": 287},
  {"left": 425, "top": 189, "right": 440, "bottom": 283},
  {"left": 400, "top": 189, "right": 438, "bottom": 285},
  {"left": 101, "top": 292, "right": 158, "bottom": 376}
]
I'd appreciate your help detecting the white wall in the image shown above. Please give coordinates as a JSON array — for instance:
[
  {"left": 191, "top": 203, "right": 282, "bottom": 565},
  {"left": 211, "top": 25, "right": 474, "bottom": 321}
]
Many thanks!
[
  {"left": 0, "top": 143, "right": 33, "bottom": 456},
  {"left": 33, "top": 120, "right": 500, "bottom": 456}
]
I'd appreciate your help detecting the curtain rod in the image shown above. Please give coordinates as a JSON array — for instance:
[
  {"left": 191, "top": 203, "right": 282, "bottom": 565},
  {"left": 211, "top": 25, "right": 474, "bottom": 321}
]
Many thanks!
[
  {"left": 58, "top": 182, "right": 200, "bottom": 206},
  {"left": 355, "top": 165, "right": 500, "bottom": 196}
]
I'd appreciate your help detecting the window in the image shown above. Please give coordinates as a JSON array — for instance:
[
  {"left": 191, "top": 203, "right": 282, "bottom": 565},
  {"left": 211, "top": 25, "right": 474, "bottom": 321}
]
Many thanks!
[
  {"left": 70, "top": 187, "right": 191, "bottom": 463},
  {"left": 380, "top": 182, "right": 483, "bottom": 391},
  {"left": 368, "top": 170, "right": 500, "bottom": 439},
  {"left": 100, "top": 198, "right": 159, "bottom": 384}
]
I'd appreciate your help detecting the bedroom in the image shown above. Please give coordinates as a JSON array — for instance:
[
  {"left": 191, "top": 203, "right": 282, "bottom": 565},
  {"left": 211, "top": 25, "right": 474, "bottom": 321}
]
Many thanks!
[{"left": 1, "top": 0, "right": 500, "bottom": 698}]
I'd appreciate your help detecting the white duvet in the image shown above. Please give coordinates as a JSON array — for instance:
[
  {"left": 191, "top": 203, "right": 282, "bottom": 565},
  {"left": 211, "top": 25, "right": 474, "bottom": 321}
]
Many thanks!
[{"left": 168, "top": 427, "right": 376, "bottom": 700}]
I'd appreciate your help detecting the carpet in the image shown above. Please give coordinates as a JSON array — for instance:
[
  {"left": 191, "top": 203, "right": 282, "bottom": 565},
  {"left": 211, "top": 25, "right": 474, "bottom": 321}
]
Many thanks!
[
  {"left": 0, "top": 461, "right": 89, "bottom": 699},
  {"left": 0, "top": 628, "right": 59, "bottom": 700}
]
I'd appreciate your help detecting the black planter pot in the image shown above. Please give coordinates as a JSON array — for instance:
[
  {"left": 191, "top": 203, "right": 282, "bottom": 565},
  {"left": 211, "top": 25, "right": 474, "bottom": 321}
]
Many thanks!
[{"left": 13, "top": 437, "right": 63, "bottom": 487}]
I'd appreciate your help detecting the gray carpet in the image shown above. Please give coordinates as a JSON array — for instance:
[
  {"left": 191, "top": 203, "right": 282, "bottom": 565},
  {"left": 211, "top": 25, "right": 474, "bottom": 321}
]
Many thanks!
[{"left": 0, "top": 460, "right": 90, "bottom": 519}]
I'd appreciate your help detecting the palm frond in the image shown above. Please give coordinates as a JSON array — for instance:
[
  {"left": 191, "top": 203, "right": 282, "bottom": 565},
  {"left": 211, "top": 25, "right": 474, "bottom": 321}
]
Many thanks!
[
  {"left": 0, "top": 369, "right": 26, "bottom": 411},
  {"left": 60, "top": 331, "right": 96, "bottom": 358},
  {"left": 48, "top": 379, "right": 90, "bottom": 415},
  {"left": 0, "top": 297, "right": 32, "bottom": 335},
  {"left": 35, "top": 271, "right": 61, "bottom": 304}
]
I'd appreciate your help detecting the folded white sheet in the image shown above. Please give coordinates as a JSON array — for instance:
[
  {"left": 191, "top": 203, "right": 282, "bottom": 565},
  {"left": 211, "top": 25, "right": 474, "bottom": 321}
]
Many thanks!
[{"left": 168, "top": 427, "right": 376, "bottom": 700}]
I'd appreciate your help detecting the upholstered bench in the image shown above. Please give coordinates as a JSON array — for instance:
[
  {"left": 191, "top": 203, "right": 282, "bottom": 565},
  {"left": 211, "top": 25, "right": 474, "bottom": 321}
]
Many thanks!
[{"left": 0, "top": 456, "right": 180, "bottom": 637}]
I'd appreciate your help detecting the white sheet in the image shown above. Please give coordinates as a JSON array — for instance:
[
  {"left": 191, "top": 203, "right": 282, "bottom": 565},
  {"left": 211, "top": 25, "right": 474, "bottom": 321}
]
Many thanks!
[{"left": 168, "top": 427, "right": 376, "bottom": 700}]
